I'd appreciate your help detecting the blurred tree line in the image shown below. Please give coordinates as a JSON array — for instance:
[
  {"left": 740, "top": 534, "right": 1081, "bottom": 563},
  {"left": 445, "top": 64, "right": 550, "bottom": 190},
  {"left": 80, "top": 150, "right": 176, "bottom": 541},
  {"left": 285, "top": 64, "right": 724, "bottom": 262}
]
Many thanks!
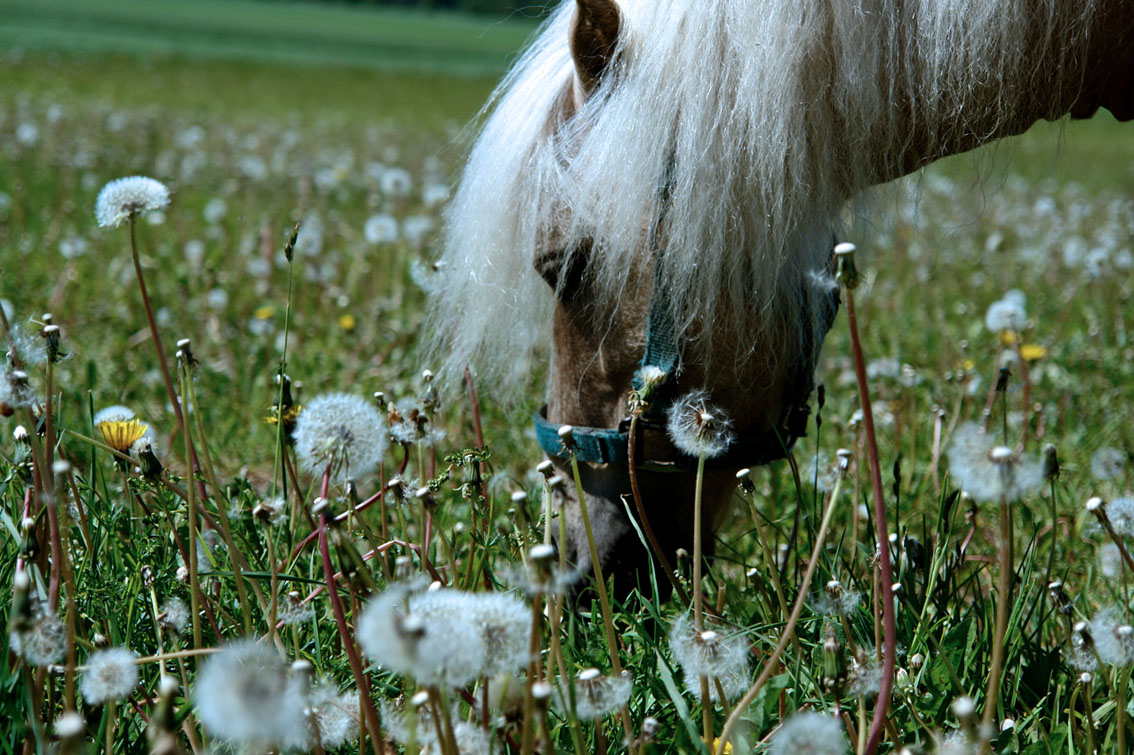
[{"left": 302, "top": 0, "right": 555, "bottom": 16}]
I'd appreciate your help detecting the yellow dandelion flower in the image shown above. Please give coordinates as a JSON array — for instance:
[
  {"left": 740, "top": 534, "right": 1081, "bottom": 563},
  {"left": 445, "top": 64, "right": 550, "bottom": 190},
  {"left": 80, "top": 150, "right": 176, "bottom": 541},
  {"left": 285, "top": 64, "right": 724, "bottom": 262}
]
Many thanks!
[
  {"left": 1000, "top": 330, "right": 1019, "bottom": 346},
  {"left": 254, "top": 306, "right": 274, "bottom": 320},
  {"left": 266, "top": 404, "right": 303, "bottom": 427},
  {"left": 961, "top": 359, "right": 976, "bottom": 371},
  {"left": 707, "top": 738, "right": 732, "bottom": 754},
  {"left": 338, "top": 314, "right": 356, "bottom": 332},
  {"left": 97, "top": 420, "right": 148, "bottom": 452},
  {"left": 1020, "top": 344, "right": 1047, "bottom": 361}
]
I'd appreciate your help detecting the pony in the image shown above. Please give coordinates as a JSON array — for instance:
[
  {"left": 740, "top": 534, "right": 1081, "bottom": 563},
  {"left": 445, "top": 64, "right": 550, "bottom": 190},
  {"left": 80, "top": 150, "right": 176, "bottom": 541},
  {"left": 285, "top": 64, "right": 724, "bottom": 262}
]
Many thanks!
[{"left": 428, "top": 0, "right": 1132, "bottom": 588}]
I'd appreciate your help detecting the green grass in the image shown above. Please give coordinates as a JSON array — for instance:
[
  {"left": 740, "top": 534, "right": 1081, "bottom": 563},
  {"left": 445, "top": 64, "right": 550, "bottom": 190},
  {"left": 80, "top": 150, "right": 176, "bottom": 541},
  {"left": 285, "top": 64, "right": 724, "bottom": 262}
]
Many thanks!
[
  {"left": 0, "top": 0, "right": 539, "bottom": 75},
  {"left": 2, "top": 4, "right": 1134, "bottom": 754}
]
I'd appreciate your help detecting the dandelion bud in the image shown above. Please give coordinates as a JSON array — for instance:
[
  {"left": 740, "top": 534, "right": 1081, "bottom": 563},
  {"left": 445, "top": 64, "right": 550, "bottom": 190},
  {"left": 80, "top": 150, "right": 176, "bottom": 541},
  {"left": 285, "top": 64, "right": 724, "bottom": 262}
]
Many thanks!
[
  {"left": 556, "top": 425, "right": 576, "bottom": 452},
  {"left": 532, "top": 680, "right": 553, "bottom": 705},
  {"left": 1074, "top": 621, "right": 1093, "bottom": 648},
  {"left": 141, "top": 565, "right": 155, "bottom": 587},
  {"left": 511, "top": 490, "right": 528, "bottom": 506},
  {"left": 42, "top": 324, "right": 63, "bottom": 364},
  {"left": 1001, "top": 718, "right": 1015, "bottom": 731},
  {"left": 1048, "top": 581, "right": 1072, "bottom": 615},
  {"left": 891, "top": 582, "right": 902, "bottom": 596},
  {"left": 735, "top": 467, "right": 755, "bottom": 493},
  {"left": 1043, "top": 444, "right": 1060, "bottom": 480},
  {"left": 415, "top": 487, "right": 434, "bottom": 506},
  {"left": 394, "top": 555, "right": 413, "bottom": 576},
  {"left": 910, "top": 652, "right": 924, "bottom": 670},
  {"left": 530, "top": 543, "right": 555, "bottom": 566},
  {"left": 14, "top": 425, "right": 29, "bottom": 442},
  {"left": 536, "top": 460, "right": 554, "bottom": 479},
  {"left": 283, "top": 222, "right": 300, "bottom": 263},
  {"left": 834, "top": 242, "right": 861, "bottom": 289},
  {"left": 995, "top": 366, "right": 1011, "bottom": 393},
  {"left": 372, "top": 391, "right": 386, "bottom": 409}
]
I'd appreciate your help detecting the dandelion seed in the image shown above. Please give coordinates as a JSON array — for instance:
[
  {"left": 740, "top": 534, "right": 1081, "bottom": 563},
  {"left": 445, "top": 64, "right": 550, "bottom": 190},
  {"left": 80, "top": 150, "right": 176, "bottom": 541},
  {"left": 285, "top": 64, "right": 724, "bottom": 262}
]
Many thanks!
[
  {"left": 95, "top": 176, "right": 170, "bottom": 228},
  {"left": 388, "top": 401, "right": 442, "bottom": 446},
  {"left": 768, "top": 711, "right": 848, "bottom": 755},
  {"left": 667, "top": 390, "right": 735, "bottom": 459},
  {"left": 193, "top": 640, "right": 309, "bottom": 748},
  {"left": 1090, "top": 447, "right": 1126, "bottom": 481},
  {"left": 81, "top": 647, "right": 138, "bottom": 705},
  {"left": 848, "top": 654, "right": 883, "bottom": 698},
  {"left": 948, "top": 423, "right": 1042, "bottom": 502},
  {"left": 293, "top": 392, "right": 387, "bottom": 483},
  {"left": 668, "top": 613, "right": 751, "bottom": 702},
  {"left": 554, "top": 668, "right": 632, "bottom": 719}
]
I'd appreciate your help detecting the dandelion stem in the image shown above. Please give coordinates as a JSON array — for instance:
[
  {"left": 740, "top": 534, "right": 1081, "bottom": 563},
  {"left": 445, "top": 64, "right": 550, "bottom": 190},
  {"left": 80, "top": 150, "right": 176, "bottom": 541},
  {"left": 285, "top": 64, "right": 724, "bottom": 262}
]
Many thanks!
[
  {"left": 715, "top": 472, "right": 843, "bottom": 753},
  {"left": 178, "top": 363, "right": 203, "bottom": 651},
  {"left": 980, "top": 501, "right": 1013, "bottom": 750},
  {"left": 567, "top": 451, "right": 635, "bottom": 751},
  {"left": 843, "top": 283, "right": 897, "bottom": 755},
  {"left": 693, "top": 452, "right": 714, "bottom": 746},
  {"left": 627, "top": 414, "right": 689, "bottom": 603}
]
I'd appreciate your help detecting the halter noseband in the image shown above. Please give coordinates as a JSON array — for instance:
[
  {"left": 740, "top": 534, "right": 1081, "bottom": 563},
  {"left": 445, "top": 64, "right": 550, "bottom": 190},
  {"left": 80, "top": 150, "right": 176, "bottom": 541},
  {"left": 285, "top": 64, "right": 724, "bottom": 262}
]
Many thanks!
[{"left": 533, "top": 243, "right": 840, "bottom": 472}]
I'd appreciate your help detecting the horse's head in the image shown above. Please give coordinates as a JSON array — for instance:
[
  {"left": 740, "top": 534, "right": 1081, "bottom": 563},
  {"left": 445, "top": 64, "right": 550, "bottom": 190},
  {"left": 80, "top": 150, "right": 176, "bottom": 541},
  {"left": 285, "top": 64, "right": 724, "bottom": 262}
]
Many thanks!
[
  {"left": 525, "top": 0, "right": 838, "bottom": 591},
  {"left": 431, "top": 0, "right": 853, "bottom": 591}
]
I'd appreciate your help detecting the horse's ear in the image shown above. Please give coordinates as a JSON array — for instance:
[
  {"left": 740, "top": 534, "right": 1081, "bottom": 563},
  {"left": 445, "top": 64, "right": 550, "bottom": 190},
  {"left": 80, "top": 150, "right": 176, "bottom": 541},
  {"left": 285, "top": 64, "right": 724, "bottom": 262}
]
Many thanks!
[{"left": 570, "top": 0, "right": 621, "bottom": 93}]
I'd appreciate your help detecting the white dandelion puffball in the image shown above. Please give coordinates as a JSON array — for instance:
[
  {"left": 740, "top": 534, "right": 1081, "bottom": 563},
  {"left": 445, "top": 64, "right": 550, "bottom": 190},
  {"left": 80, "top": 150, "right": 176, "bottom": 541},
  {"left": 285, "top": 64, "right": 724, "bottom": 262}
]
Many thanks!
[
  {"left": 81, "top": 647, "right": 138, "bottom": 705},
  {"left": 293, "top": 392, "right": 388, "bottom": 483},
  {"left": 193, "top": 640, "right": 309, "bottom": 748},
  {"left": 667, "top": 389, "right": 735, "bottom": 459},
  {"left": 95, "top": 176, "right": 170, "bottom": 228},
  {"left": 668, "top": 613, "right": 751, "bottom": 702},
  {"left": 769, "top": 711, "right": 848, "bottom": 755}
]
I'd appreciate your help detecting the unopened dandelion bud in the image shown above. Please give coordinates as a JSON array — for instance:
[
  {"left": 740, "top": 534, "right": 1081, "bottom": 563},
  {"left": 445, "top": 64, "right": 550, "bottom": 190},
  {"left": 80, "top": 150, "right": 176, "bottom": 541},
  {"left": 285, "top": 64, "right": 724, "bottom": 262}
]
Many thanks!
[
  {"left": 1048, "top": 581, "right": 1072, "bottom": 615},
  {"left": 283, "top": 222, "right": 300, "bottom": 263},
  {"left": 51, "top": 460, "right": 71, "bottom": 478},
  {"left": 910, "top": 652, "right": 924, "bottom": 670},
  {"left": 1001, "top": 718, "right": 1015, "bottom": 731},
  {"left": 1043, "top": 444, "right": 1060, "bottom": 480},
  {"left": 415, "top": 486, "right": 433, "bottom": 506},
  {"left": 556, "top": 425, "right": 576, "bottom": 452},
  {"left": 511, "top": 490, "right": 528, "bottom": 506},
  {"left": 13, "top": 425, "right": 28, "bottom": 442},
  {"left": 530, "top": 543, "right": 555, "bottom": 566},
  {"left": 1074, "top": 621, "right": 1093, "bottom": 648},
  {"left": 141, "top": 565, "right": 155, "bottom": 587},
  {"left": 735, "top": 467, "right": 755, "bottom": 493},
  {"left": 536, "top": 460, "right": 554, "bottom": 479},
  {"left": 995, "top": 366, "right": 1011, "bottom": 393},
  {"left": 578, "top": 667, "right": 600, "bottom": 682},
  {"left": 532, "top": 680, "right": 553, "bottom": 706},
  {"left": 834, "top": 242, "right": 861, "bottom": 289},
  {"left": 175, "top": 565, "right": 188, "bottom": 583},
  {"left": 42, "top": 324, "right": 63, "bottom": 364}
]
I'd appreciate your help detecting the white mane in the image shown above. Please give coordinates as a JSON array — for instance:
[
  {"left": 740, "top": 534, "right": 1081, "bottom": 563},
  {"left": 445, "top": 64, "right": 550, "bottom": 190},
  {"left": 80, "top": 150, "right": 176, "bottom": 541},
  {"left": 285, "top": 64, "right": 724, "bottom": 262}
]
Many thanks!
[{"left": 428, "top": 0, "right": 1096, "bottom": 392}]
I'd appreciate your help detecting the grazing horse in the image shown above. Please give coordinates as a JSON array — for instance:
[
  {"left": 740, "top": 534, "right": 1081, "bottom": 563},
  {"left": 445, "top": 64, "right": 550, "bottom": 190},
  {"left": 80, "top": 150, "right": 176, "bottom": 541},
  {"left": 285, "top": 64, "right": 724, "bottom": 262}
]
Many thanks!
[{"left": 429, "top": 0, "right": 1132, "bottom": 587}]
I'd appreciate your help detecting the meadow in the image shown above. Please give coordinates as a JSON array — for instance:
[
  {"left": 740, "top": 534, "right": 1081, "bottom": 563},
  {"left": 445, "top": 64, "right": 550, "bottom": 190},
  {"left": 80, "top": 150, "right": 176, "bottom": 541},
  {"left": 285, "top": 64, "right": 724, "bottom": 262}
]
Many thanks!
[{"left": 2, "top": 1, "right": 1133, "bottom": 753}]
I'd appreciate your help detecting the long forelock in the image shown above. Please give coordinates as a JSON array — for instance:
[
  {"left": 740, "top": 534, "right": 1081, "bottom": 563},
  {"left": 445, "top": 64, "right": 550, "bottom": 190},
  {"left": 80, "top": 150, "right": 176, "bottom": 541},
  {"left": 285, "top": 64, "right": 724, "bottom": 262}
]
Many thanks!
[{"left": 428, "top": 0, "right": 1096, "bottom": 395}]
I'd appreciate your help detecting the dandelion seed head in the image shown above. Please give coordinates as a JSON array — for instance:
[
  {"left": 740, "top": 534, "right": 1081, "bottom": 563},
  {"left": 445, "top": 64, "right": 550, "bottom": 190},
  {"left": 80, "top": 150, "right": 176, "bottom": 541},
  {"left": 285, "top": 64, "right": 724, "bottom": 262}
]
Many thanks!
[
  {"left": 984, "top": 295, "right": 1027, "bottom": 333},
  {"left": 306, "top": 685, "right": 359, "bottom": 749},
  {"left": 159, "top": 598, "right": 190, "bottom": 635},
  {"left": 768, "top": 711, "right": 848, "bottom": 755},
  {"left": 1107, "top": 498, "right": 1134, "bottom": 536},
  {"left": 193, "top": 640, "right": 309, "bottom": 748},
  {"left": 1090, "top": 609, "right": 1134, "bottom": 667},
  {"left": 948, "top": 423, "right": 1042, "bottom": 502},
  {"left": 95, "top": 176, "right": 170, "bottom": 228},
  {"left": 9, "top": 608, "right": 66, "bottom": 667},
  {"left": 668, "top": 614, "right": 751, "bottom": 702},
  {"left": 358, "top": 586, "right": 488, "bottom": 688},
  {"left": 293, "top": 392, "right": 387, "bottom": 483},
  {"left": 667, "top": 390, "right": 735, "bottom": 459},
  {"left": 381, "top": 700, "right": 490, "bottom": 754},
  {"left": 364, "top": 213, "right": 399, "bottom": 245},
  {"left": 848, "top": 655, "right": 883, "bottom": 698},
  {"left": 81, "top": 647, "right": 138, "bottom": 705},
  {"left": 555, "top": 669, "right": 632, "bottom": 719},
  {"left": 1089, "top": 447, "right": 1125, "bottom": 481}
]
